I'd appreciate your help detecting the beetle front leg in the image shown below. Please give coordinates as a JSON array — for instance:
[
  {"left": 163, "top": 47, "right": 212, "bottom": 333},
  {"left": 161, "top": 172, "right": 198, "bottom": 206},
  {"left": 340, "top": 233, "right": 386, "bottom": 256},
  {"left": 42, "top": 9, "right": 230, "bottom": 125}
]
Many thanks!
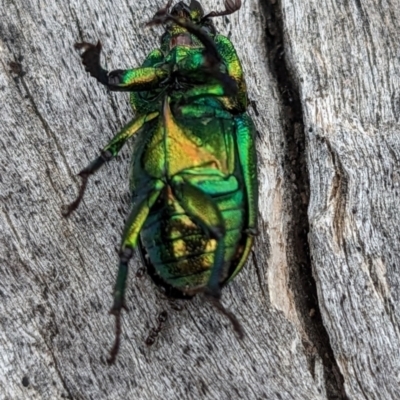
[
  {"left": 62, "top": 113, "right": 158, "bottom": 217},
  {"left": 106, "top": 65, "right": 169, "bottom": 91},
  {"left": 74, "top": 42, "right": 108, "bottom": 84},
  {"left": 75, "top": 42, "right": 169, "bottom": 91}
]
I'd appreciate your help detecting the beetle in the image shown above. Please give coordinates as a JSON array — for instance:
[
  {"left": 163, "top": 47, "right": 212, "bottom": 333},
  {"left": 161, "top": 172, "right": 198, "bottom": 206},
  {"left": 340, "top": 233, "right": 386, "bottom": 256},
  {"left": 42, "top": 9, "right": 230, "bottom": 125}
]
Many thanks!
[{"left": 63, "top": 0, "right": 258, "bottom": 364}]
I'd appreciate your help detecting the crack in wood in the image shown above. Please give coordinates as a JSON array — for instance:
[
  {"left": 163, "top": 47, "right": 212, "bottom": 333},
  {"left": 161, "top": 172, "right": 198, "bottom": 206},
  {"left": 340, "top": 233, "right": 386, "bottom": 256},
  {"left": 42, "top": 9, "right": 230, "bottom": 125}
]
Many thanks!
[
  {"left": 325, "top": 140, "right": 348, "bottom": 247},
  {"left": 260, "top": 1, "right": 348, "bottom": 399},
  {"left": 1, "top": 13, "right": 76, "bottom": 185},
  {"left": 251, "top": 250, "right": 268, "bottom": 303}
]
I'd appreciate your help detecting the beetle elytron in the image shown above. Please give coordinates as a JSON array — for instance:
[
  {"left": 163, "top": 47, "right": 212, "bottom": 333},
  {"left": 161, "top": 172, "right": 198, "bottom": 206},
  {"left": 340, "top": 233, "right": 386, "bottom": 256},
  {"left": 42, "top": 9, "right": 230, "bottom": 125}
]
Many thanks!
[{"left": 63, "top": 0, "right": 258, "bottom": 364}]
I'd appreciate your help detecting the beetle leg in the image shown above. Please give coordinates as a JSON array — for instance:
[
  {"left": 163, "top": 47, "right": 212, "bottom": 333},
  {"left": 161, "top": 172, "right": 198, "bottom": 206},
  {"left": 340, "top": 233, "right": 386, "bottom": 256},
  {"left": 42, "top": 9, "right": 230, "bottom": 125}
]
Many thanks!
[
  {"left": 106, "top": 65, "right": 170, "bottom": 92},
  {"left": 171, "top": 179, "right": 244, "bottom": 340},
  {"left": 203, "top": 0, "right": 242, "bottom": 19},
  {"left": 213, "top": 34, "right": 248, "bottom": 111},
  {"left": 104, "top": 49, "right": 168, "bottom": 92},
  {"left": 204, "top": 295, "right": 244, "bottom": 339},
  {"left": 172, "top": 178, "right": 226, "bottom": 296},
  {"left": 174, "top": 48, "right": 237, "bottom": 97},
  {"left": 234, "top": 114, "right": 258, "bottom": 234},
  {"left": 107, "top": 180, "right": 164, "bottom": 364},
  {"left": 174, "top": 35, "right": 247, "bottom": 111},
  {"left": 74, "top": 41, "right": 108, "bottom": 85},
  {"left": 61, "top": 150, "right": 111, "bottom": 217},
  {"left": 227, "top": 114, "right": 258, "bottom": 281},
  {"left": 62, "top": 112, "right": 158, "bottom": 217},
  {"left": 75, "top": 43, "right": 169, "bottom": 91}
]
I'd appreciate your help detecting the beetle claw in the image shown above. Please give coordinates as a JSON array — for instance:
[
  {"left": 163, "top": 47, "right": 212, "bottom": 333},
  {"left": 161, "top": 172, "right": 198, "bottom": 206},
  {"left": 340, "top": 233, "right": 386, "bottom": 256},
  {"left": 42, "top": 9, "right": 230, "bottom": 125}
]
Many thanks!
[
  {"left": 109, "top": 299, "right": 128, "bottom": 315},
  {"left": 205, "top": 294, "right": 245, "bottom": 340},
  {"left": 205, "top": 285, "right": 222, "bottom": 300},
  {"left": 107, "top": 309, "right": 121, "bottom": 365},
  {"left": 74, "top": 41, "right": 108, "bottom": 84},
  {"left": 245, "top": 227, "right": 259, "bottom": 236},
  {"left": 62, "top": 173, "right": 89, "bottom": 217}
]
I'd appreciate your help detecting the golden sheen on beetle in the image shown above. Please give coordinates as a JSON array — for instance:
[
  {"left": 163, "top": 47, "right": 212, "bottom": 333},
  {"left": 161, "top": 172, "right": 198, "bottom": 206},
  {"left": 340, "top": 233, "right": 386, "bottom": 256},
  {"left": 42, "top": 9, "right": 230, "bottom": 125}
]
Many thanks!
[{"left": 63, "top": 0, "right": 258, "bottom": 364}]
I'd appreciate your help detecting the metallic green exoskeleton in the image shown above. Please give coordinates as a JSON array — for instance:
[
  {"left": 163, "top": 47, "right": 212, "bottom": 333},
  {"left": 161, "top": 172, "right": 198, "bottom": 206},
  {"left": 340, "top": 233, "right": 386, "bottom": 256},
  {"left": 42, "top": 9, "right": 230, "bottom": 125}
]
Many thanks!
[{"left": 63, "top": 0, "right": 258, "bottom": 364}]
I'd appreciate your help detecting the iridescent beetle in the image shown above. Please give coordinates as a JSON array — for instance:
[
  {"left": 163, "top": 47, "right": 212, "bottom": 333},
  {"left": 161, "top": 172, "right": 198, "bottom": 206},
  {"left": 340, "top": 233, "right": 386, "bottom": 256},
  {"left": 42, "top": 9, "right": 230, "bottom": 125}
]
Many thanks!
[{"left": 63, "top": 0, "right": 258, "bottom": 364}]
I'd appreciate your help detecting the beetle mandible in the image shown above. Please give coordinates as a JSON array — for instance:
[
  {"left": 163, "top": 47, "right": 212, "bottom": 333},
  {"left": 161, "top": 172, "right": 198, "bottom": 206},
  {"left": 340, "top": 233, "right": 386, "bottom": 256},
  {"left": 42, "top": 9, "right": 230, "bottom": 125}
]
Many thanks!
[{"left": 63, "top": 0, "right": 258, "bottom": 364}]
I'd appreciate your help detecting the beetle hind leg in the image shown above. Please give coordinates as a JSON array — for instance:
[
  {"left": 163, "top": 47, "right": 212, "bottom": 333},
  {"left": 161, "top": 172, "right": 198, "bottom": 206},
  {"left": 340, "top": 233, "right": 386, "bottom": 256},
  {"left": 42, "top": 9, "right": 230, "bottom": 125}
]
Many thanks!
[
  {"left": 204, "top": 294, "right": 244, "bottom": 339},
  {"left": 107, "top": 248, "right": 132, "bottom": 365},
  {"left": 107, "top": 180, "right": 164, "bottom": 364},
  {"left": 172, "top": 178, "right": 244, "bottom": 339},
  {"left": 172, "top": 179, "right": 225, "bottom": 294}
]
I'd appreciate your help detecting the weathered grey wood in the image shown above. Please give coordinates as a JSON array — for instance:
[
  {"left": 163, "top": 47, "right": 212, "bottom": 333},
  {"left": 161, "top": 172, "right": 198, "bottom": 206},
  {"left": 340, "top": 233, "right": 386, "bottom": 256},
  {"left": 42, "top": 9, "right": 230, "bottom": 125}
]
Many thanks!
[
  {"left": 281, "top": 0, "right": 400, "bottom": 398},
  {"left": 1, "top": 0, "right": 398, "bottom": 399}
]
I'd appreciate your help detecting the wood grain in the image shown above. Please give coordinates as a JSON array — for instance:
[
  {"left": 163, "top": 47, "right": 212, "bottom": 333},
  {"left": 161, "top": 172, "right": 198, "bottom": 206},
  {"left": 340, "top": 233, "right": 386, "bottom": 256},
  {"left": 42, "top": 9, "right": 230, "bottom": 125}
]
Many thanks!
[{"left": 1, "top": 0, "right": 398, "bottom": 399}]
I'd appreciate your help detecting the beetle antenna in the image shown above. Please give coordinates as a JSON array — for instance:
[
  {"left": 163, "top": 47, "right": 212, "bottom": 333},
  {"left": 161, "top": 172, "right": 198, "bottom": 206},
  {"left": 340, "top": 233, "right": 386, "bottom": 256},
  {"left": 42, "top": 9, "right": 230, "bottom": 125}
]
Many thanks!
[
  {"left": 205, "top": 295, "right": 244, "bottom": 339},
  {"left": 202, "top": 0, "right": 241, "bottom": 20}
]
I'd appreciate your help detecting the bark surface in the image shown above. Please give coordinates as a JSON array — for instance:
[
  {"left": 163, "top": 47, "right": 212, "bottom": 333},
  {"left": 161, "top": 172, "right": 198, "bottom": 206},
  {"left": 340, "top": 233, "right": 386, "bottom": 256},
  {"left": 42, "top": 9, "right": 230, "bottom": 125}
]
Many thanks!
[{"left": 1, "top": 0, "right": 399, "bottom": 399}]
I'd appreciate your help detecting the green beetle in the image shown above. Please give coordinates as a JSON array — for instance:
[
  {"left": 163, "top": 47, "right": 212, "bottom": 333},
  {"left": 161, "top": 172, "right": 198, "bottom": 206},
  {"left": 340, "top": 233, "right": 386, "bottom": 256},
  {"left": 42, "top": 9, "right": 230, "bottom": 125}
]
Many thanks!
[{"left": 64, "top": 0, "right": 258, "bottom": 363}]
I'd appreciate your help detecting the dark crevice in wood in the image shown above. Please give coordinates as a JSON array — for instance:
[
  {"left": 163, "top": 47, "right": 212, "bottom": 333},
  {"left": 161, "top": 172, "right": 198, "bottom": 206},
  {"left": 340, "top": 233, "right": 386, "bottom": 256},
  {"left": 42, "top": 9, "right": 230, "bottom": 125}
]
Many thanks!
[
  {"left": 251, "top": 251, "right": 268, "bottom": 303},
  {"left": 260, "top": 1, "right": 348, "bottom": 399},
  {"left": 326, "top": 140, "right": 349, "bottom": 247}
]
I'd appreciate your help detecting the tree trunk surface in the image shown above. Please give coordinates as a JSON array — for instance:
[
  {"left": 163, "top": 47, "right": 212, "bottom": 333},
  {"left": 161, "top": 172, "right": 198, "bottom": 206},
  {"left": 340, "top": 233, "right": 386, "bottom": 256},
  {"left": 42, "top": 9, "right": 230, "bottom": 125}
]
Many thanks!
[{"left": 1, "top": 0, "right": 399, "bottom": 399}]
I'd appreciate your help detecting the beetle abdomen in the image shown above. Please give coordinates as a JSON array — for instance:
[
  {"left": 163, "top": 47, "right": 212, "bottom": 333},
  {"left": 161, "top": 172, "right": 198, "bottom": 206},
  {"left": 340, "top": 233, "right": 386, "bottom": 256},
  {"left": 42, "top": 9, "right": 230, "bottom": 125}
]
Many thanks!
[{"left": 140, "top": 185, "right": 245, "bottom": 294}]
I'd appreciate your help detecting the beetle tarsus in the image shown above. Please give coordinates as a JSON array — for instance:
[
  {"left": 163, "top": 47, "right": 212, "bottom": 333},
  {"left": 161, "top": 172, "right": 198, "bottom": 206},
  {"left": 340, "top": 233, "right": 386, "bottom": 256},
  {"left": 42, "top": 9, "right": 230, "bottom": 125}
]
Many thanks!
[
  {"left": 62, "top": 151, "right": 112, "bottom": 217},
  {"left": 203, "top": 0, "right": 242, "bottom": 19},
  {"left": 245, "top": 227, "right": 259, "bottom": 236},
  {"left": 169, "top": 299, "right": 184, "bottom": 311},
  {"left": 107, "top": 309, "right": 122, "bottom": 365},
  {"left": 75, "top": 41, "right": 108, "bottom": 85},
  {"left": 205, "top": 293, "right": 245, "bottom": 340},
  {"left": 61, "top": 173, "right": 89, "bottom": 217}
]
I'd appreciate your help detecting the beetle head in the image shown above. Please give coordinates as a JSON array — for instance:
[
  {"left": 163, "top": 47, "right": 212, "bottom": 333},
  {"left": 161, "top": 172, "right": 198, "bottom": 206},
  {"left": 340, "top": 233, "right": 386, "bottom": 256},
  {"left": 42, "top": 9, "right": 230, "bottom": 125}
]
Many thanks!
[
  {"left": 149, "top": 1, "right": 241, "bottom": 39},
  {"left": 169, "top": 0, "right": 204, "bottom": 22},
  {"left": 148, "top": 0, "right": 241, "bottom": 52}
]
